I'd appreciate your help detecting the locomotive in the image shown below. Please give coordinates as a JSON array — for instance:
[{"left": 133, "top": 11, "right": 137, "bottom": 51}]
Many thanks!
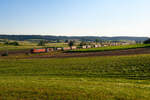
[{"left": 30, "top": 48, "right": 50, "bottom": 53}]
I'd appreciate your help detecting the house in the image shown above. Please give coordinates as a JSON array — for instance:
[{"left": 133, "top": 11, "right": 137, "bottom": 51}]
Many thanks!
[
  {"left": 86, "top": 45, "right": 91, "bottom": 48},
  {"left": 82, "top": 46, "right": 86, "bottom": 49}
]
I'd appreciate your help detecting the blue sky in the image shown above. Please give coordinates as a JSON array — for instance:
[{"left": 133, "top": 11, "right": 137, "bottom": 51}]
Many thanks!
[{"left": 0, "top": 0, "right": 150, "bottom": 37}]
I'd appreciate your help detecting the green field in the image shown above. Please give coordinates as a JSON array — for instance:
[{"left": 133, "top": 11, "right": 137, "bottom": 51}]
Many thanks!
[
  {"left": 0, "top": 42, "right": 68, "bottom": 52},
  {"left": 68, "top": 44, "right": 150, "bottom": 52},
  {"left": 0, "top": 54, "right": 150, "bottom": 100}
]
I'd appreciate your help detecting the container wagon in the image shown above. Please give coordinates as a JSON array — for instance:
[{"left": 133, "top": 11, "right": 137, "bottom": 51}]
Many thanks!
[
  {"left": 56, "top": 47, "right": 62, "bottom": 51},
  {"left": 63, "top": 47, "right": 71, "bottom": 51},
  {"left": 71, "top": 46, "right": 77, "bottom": 50},
  {"left": 48, "top": 48, "right": 54, "bottom": 51}
]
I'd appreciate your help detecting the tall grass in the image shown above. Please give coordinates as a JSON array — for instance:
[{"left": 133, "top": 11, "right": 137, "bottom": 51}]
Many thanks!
[{"left": 0, "top": 54, "right": 150, "bottom": 99}]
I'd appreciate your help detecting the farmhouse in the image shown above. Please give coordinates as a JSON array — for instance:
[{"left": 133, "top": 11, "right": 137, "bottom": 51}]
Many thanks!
[
  {"left": 82, "top": 46, "right": 86, "bottom": 49},
  {"left": 86, "top": 45, "right": 91, "bottom": 48},
  {"left": 94, "top": 45, "right": 98, "bottom": 48}
]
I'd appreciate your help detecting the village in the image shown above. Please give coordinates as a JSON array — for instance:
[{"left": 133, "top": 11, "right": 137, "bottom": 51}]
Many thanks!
[{"left": 30, "top": 40, "right": 136, "bottom": 53}]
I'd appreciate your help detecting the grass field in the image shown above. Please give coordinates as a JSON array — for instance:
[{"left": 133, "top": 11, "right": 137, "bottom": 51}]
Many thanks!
[
  {"left": 0, "top": 54, "right": 150, "bottom": 99},
  {"left": 68, "top": 44, "right": 150, "bottom": 52},
  {"left": 0, "top": 42, "right": 68, "bottom": 52}
]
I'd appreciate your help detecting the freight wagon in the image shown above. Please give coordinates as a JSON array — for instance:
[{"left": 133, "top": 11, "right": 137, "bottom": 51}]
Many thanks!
[
  {"left": 48, "top": 48, "right": 54, "bottom": 51},
  {"left": 62, "top": 47, "right": 71, "bottom": 51},
  {"left": 71, "top": 46, "right": 77, "bottom": 50},
  {"left": 56, "top": 47, "right": 62, "bottom": 51}
]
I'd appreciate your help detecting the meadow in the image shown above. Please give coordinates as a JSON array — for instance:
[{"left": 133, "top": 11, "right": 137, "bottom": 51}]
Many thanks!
[
  {"left": 68, "top": 44, "right": 150, "bottom": 52},
  {"left": 0, "top": 41, "right": 68, "bottom": 52},
  {"left": 0, "top": 54, "right": 150, "bottom": 99}
]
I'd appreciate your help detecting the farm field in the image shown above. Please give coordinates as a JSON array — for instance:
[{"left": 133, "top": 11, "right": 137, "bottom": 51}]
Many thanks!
[
  {"left": 0, "top": 54, "right": 150, "bottom": 99},
  {"left": 68, "top": 44, "right": 150, "bottom": 52},
  {"left": 1, "top": 43, "right": 150, "bottom": 57},
  {"left": 0, "top": 42, "right": 68, "bottom": 52}
]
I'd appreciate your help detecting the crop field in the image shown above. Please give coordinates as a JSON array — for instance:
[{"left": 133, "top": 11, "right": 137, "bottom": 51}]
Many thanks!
[
  {"left": 69, "top": 44, "right": 150, "bottom": 52},
  {"left": 0, "top": 54, "right": 150, "bottom": 100},
  {"left": 0, "top": 42, "right": 68, "bottom": 52}
]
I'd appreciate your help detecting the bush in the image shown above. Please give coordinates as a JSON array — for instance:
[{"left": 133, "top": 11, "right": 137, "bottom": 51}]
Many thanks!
[
  {"left": 4, "top": 41, "right": 20, "bottom": 46},
  {"left": 4, "top": 41, "right": 9, "bottom": 45},
  {"left": 10, "top": 41, "right": 19, "bottom": 46},
  {"left": 144, "top": 39, "right": 150, "bottom": 44},
  {"left": 79, "top": 42, "right": 87, "bottom": 46},
  {"left": 68, "top": 41, "right": 74, "bottom": 47},
  {"left": 1, "top": 52, "right": 8, "bottom": 56},
  {"left": 38, "top": 40, "right": 46, "bottom": 46}
]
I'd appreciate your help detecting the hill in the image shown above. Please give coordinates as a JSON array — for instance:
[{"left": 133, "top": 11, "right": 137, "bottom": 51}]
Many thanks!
[{"left": 0, "top": 35, "right": 148, "bottom": 41}]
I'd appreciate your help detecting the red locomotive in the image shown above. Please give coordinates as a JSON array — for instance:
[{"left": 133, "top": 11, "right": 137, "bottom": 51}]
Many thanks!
[{"left": 30, "top": 48, "right": 49, "bottom": 53}]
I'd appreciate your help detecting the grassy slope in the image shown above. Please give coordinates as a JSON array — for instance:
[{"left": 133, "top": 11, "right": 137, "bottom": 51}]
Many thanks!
[
  {"left": 0, "top": 55, "right": 150, "bottom": 99},
  {"left": 68, "top": 44, "right": 150, "bottom": 52},
  {"left": 0, "top": 42, "right": 68, "bottom": 52}
]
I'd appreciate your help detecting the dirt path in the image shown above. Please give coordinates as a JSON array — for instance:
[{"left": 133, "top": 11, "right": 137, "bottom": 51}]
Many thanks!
[
  {"left": 1, "top": 47, "right": 150, "bottom": 59},
  {"left": 27, "top": 47, "right": 150, "bottom": 58},
  {"left": 0, "top": 49, "right": 30, "bottom": 55}
]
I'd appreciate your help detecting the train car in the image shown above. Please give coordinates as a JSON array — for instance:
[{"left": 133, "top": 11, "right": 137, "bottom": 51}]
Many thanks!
[
  {"left": 48, "top": 48, "right": 54, "bottom": 51},
  {"left": 62, "top": 47, "right": 71, "bottom": 51},
  {"left": 30, "top": 48, "right": 49, "bottom": 53},
  {"left": 71, "top": 46, "right": 77, "bottom": 50},
  {"left": 56, "top": 47, "right": 62, "bottom": 51}
]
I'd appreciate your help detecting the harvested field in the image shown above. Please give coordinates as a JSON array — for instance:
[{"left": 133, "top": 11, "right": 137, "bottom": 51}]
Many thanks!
[
  {"left": 28, "top": 47, "right": 150, "bottom": 58},
  {"left": 0, "top": 49, "right": 30, "bottom": 55},
  {"left": 1, "top": 47, "right": 150, "bottom": 59}
]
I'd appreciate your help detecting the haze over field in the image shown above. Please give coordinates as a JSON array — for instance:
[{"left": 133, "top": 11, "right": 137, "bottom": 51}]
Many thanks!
[{"left": 0, "top": 0, "right": 150, "bottom": 37}]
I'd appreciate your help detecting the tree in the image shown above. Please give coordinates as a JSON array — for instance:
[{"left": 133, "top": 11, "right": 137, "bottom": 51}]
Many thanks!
[
  {"left": 65, "top": 40, "right": 68, "bottom": 43},
  {"left": 79, "top": 41, "right": 86, "bottom": 46},
  {"left": 144, "top": 38, "right": 150, "bottom": 44},
  {"left": 68, "top": 41, "right": 74, "bottom": 47},
  {"left": 38, "top": 40, "right": 46, "bottom": 46},
  {"left": 4, "top": 41, "right": 19, "bottom": 46},
  {"left": 56, "top": 39, "right": 60, "bottom": 43},
  {"left": 10, "top": 41, "right": 19, "bottom": 46},
  {"left": 4, "top": 41, "right": 9, "bottom": 45},
  {"left": 95, "top": 39, "right": 99, "bottom": 44}
]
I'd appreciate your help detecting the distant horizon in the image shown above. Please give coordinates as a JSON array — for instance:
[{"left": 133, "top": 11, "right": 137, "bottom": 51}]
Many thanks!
[{"left": 0, "top": 33, "right": 149, "bottom": 38}]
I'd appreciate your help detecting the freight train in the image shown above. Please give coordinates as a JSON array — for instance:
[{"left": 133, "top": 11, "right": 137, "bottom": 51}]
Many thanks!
[{"left": 30, "top": 45, "right": 102, "bottom": 53}]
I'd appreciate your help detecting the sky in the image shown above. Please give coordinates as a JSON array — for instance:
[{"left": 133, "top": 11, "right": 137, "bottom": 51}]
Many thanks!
[{"left": 0, "top": 0, "right": 150, "bottom": 37}]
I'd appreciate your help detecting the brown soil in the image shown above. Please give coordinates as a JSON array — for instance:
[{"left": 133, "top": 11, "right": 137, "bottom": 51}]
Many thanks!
[
  {"left": 1, "top": 48, "right": 150, "bottom": 59},
  {"left": 27, "top": 47, "right": 150, "bottom": 58},
  {"left": 0, "top": 49, "right": 30, "bottom": 55}
]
